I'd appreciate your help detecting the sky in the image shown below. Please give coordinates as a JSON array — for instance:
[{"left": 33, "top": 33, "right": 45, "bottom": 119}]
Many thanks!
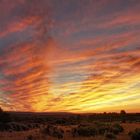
[{"left": 0, "top": 0, "right": 140, "bottom": 113}]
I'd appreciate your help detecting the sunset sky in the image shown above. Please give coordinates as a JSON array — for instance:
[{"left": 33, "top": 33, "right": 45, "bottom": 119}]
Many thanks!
[{"left": 0, "top": 0, "right": 140, "bottom": 113}]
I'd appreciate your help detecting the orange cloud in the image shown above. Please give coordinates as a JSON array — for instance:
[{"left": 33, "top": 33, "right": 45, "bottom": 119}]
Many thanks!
[{"left": 0, "top": 0, "right": 140, "bottom": 113}]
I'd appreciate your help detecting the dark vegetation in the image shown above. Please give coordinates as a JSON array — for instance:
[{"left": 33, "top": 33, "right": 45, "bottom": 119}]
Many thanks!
[
  {"left": 27, "top": 135, "right": 34, "bottom": 140},
  {"left": 41, "top": 124, "right": 64, "bottom": 139},
  {"left": 105, "top": 132, "right": 116, "bottom": 139},
  {"left": 6, "top": 110, "right": 140, "bottom": 124},
  {"left": 0, "top": 107, "right": 11, "bottom": 123},
  {"left": 129, "top": 128, "right": 140, "bottom": 140},
  {"left": 0, "top": 108, "right": 140, "bottom": 139},
  {"left": 71, "top": 122, "right": 123, "bottom": 138}
]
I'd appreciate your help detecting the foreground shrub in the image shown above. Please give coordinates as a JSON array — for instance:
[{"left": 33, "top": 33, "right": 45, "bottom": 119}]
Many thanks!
[
  {"left": 71, "top": 122, "right": 123, "bottom": 138},
  {"left": 27, "top": 123, "right": 39, "bottom": 129},
  {"left": 41, "top": 125, "right": 64, "bottom": 139},
  {"left": 0, "top": 112, "right": 11, "bottom": 123},
  {"left": 9, "top": 122, "right": 29, "bottom": 131},
  {"left": 111, "top": 123, "right": 124, "bottom": 135},
  {"left": 105, "top": 132, "right": 116, "bottom": 139},
  {"left": 27, "top": 135, "right": 33, "bottom": 140},
  {"left": 98, "top": 126, "right": 110, "bottom": 135},
  {"left": 0, "top": 123, "right": 9, "bottom": 131},
  {"left": 129, "top": 128, "right": 140, "bottom": 140},
  {"left": 0, "top": 122, "right": 29, "bottom": 131},
  {"left": 72, "top": 125, "right": 97, "bottom": 137}
]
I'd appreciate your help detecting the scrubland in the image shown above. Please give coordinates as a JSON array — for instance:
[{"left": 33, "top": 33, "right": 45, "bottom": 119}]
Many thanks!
[{"left": 0, "top": 111, "right": 140, "bottom": 140}]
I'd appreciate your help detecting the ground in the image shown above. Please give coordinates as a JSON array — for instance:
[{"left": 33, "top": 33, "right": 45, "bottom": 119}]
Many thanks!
[{"left": 0, "top": 122, "right": 139, "bottom": 140}]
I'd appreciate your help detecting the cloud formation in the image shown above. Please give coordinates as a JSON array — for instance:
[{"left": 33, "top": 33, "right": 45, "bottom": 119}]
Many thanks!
[{"left": 0, "top": 0, "right": 140, "bottom": 112}]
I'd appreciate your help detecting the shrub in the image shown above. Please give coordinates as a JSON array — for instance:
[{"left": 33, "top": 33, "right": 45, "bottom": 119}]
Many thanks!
[
  {"left": 0, "top": 112, "right": 11, "bottom": 123},
  {"left": 111, "top": 123, "right": 124, "bottom": 134},
  {"left": 55, "top": 119, "right": 66, "bottom": 125},
  {"left": 71, "top": 128, "right": 77, "bottom": 137},
  {"left": 72, "top": 122, "right": 123, "bottom": 138},
  {"left": 98, "top": 126, "right": 110, "bottom": 135},
  {"left": 8, "top": 122, "right": 29, "bottom": 131},
  {"left": 27, "top": 135, "right": 33, "bottom": 140},
  {"left": 110, "top": 127, "right": 120, "bottom": 135},
  {"left": 105, "top": 132, "right": 116, "bottom": 139},
  {"left": 0, "top": 123, "right": 9, "bottom": 131},
  {"left": 41, "top": 125, "right": 64, "bottom": 139},
  {"left": 53, "top": 128, "right": 63, "bottom": 139},
  {"left": 129, "top": 128, "right": 140, "bottom": 140},
  {"left": 73, "top": 126, "right": 97, "bottom": 137}
]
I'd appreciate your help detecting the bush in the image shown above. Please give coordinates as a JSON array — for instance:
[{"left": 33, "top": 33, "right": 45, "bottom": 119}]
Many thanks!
[
  {"left": 41, "top": 125, "right": 64, "bottom": 139},
  {"left": 98, "top": 126, "right": 110, "bottom": 135},
  {"left": 9, "top": 122, "right": 29, "bottom": 131},
  {"left": 72, "top": 126, "right": 97, "bottom": 137},
  {"left": 0, "top": 123, "right": 9, "bottom": 131},
  {"left": 111, "top": 128, "right": 120, "bottom": 135},
  {"left": 27, "top": 135, "right": 33, "bottom": 140},
  {"left": 0, "top": 112, "right": 11, "bottom": 123},
  {"left": 111, "top": 123, "right": 124, "bottom": 134},
  {"left": 129, "top": 128, "right": 140, "bottom": 140},
  {"left": 0, "top": 122, "right": 30, "bottom": 132},
  {"left": 72, "top": 122, "right": 123, "bottom": 138},
  {"left": 105, "top": 132, "right": 116, "bottom": 139}
]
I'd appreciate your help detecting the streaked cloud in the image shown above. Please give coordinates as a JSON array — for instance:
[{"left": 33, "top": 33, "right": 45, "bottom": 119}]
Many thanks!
[{"left": 0, "top": 0, "right": 140, "bottom": 112}]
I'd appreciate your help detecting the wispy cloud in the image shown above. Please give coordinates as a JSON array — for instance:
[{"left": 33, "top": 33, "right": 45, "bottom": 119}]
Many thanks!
[{"left": 0, "top": 0, "right": 140, "bottom": 112}]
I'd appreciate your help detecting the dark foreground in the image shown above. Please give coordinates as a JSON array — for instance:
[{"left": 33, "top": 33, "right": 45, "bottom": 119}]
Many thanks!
[{"left": 0, "top": 111, "right": 140, "bottom": 140}]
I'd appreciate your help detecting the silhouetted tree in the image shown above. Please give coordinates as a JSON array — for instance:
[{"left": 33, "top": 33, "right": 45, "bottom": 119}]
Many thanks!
[
  {"left": 120, "top": 110, "right": 126, "bottom": 115},
  {"left": 0, "top": 107, "right": 3, "bottom": 113},
  {"left": 120, "top": 110, "right": 126, "bottom": 123},
  {"left": 0, "top": 107, "right": 11, "bottom": 123}
]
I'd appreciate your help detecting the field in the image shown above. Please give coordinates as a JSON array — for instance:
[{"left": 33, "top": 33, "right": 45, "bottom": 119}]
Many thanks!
[{"left": 0, "top": 111, "right": 140, "bottom": 140}]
